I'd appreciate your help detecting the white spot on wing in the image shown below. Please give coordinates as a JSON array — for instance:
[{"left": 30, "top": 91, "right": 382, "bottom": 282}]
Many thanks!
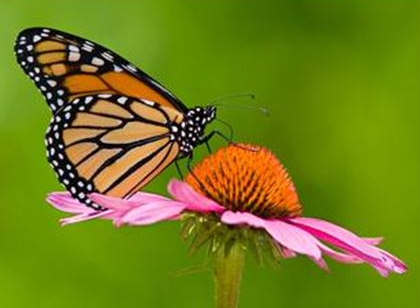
[
  {"left": 69, "top": 52, "right": 80, "bottom": 62},
  {"left": 117, "top": 97, "right": 128, "bottom": 104},
  {"left": 92, "top": 57, "right": 104, "bottom": 66},
  {"left": 69, "top": 45, "right": 79, "bottom": 52},
  {"left": 142, "top": 99, "right": 155, "bottom": 106},
  {"left": 102, "top": 52, "right": 114, "bottom": 61},
  {"left": 125, "top": 64, "right": 137, "bottom": 73},
  {"left": 85, "top": 96, "right": 94, "bottom": 104},
  {"left": 82, "top": 44, "right": 94, "bottom": 52},
  {"left": 47, "top": 80, "right": 57, "bottom": 87}
]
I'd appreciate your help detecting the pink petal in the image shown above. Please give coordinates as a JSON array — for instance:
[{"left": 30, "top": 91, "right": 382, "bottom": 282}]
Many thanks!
[
  {"left": 363, "top": 237, "right": 383, "bottom": 245},
  {"left": 122, "top": 201, "right": 186, "bottom": 225},
  {"left": 127, "top": 192, "right": 170, "bottom": 204},
  {"left": 289, "top": 217, "right": 407, "bottom": 275},
  {"left": 90, "top": 193, "right": 134, "bottom": 211},
  {"left": 59, "top": 209, "right": 112, "bottom": 226},
  {"left": 47, "top": 192, "right": 117, "bottom": 226},
  {"left": 376, "top": 248, "right": 407, "bottom": 274},
  {"left": 317, "top": 242, "right": 363, "bottom": 264},
  {"left": 281, "top": 247, "right": 297, "bottom": 259},
  {"left": 47, "top": 192, "right": 87, "bottom": 213},
  {"left": 372, "top": 265, "right": 391, "bottom": 277},
  {"left": 221, "top": 211, "right": 322, "bottom": 260},
  {"left": 168, "top": 179, "right": 224, "bottom": 213},
  {"left": 311, "top": 256, "right": 330, "bottom": 272},
  {"left": 264, "top": 220, "right": 323, "bottom": 260},
  {"left": 290, "top": 217, "right": 383, "bottom": 258},
  {"left": 221, "top": 211, "right": 266, "bottom": 228}
]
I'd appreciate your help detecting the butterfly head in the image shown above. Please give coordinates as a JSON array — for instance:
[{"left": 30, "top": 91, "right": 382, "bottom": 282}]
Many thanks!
[
  {"left": 186, "top": 106, "right": 217, "bottom": 127},
  {"left": 204, "top": 105, "right": 217, "bottom": 122}
]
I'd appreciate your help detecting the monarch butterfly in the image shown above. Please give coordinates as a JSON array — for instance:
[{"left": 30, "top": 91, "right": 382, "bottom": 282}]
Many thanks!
[{"left": 15, "top": 27, "right": 217, "bottom": 209}]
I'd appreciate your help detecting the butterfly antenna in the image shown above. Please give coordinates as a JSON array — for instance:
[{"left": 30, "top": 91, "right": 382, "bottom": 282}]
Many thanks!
[
  {"left": 210, "top": 93, "right": 256, "bottom": 105},
  {"left": 210, "top": 93, "right": 269, "bottom": 117},
  {"left": 214, "top": 103, "right": 270, "bottom": 117}
]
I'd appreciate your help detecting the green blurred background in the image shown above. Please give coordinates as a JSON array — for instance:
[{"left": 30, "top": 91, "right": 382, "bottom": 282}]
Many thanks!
[{"left": 0, "top": 1, "right": 418, "bottom": 307}]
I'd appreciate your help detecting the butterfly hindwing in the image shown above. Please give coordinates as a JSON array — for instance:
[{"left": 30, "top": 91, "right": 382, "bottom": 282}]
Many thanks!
[
  {"left": 15, "top": 27, "right": 187, "bottom": 114},
  {"left": 46, "top": 94, "right": 182, "bottom": 208}
]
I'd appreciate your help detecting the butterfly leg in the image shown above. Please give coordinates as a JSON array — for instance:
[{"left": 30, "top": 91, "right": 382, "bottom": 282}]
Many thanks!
[
  {"left": 204, "top": 140, "right": 212, "bottom": 153},
  {"left": 185, "top": 153, "right": 204, "bottom": 186},
  {"left": 175, "top": 159, "right": 184, "bottom": 179},
  {"left": 202, "top": 130, "right": 231, "bottom": 145},
  {"left": 203, "top": 130, "right": 257, "bottom": 153},
  {"left": 186, "top": 153, "right": 195, "bottom": 175}
]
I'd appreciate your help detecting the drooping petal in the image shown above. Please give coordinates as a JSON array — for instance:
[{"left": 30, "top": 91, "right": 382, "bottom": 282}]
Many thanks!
[
  {"left": 363, "top": 237, "right": 383, "bottom": 245},
  {"left": 375, "top": 248, "right": 407, "bottom": 274},
  {"left": 372, "top": 264, "right": 392, "bottom": 277},
  {"left": 90, "top": 193, "right": 135, "bottom": 211},
  {"left": 317, "top": 242, "right": 363, "bottom": 264},
  {"left": 221, "top": 211, "right": 322, "bottom": 260},
  {"left": 290, "top": 217, "right": 383, "bottom": 257},
  {"left": 288, "top": 217, "right": 407, "bottom": 275},
  {"left": 47, "top": 190, "right": 190, "bottom": 227},
  {"left": 59, "top": 209, "right": 112, "bottom": 226},
  {"left": 281, "top": 247, "right": 297, "bottom": 259},
  {"left": 264, "top": 220, "right": 323, "bottom": 261},
  {"left": 47, "top": 192, "right": 88, "bottom": 213},
  {"left": 311, "top": 256, "right": 330, "bottom": 272},
  {"left": 125, "top": 191, "right": 171, "bottom": 204},
  {"left": 221, "top": 211, "right": 266, "bottom": 228},
  {"left": 122, "top": 201, "right": 186, "bottom": 225},
  {"left": 47, "top": 192, "right": 117, "bottom": 226},
  {"left": 168, "top": 179, "right": 224, "bottom": 212}
]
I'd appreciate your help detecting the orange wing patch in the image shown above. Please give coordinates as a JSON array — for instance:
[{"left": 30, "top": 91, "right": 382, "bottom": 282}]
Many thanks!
[
  {"left": 62, "top": 128, "right": 106, "bottom": 145},
  {"left": 130, "top": 101, "right": 167, "bottom": 123},
  {"left": 63, "top": 74, "right": 109, "bottom": 94},
  {"left": 89, "top": 99, "right": 133, "bottom": 119},
  {"left": 120, "top": 142, "right": 179, "bottom": 198},
  {"left": 50, "top": 63, "right": 67, "bottom": 76},
  {"left": 77, "top": 148, "right": 122, "bottom": 180},
  {"left": 93, "top": 138, "right": 169, "bottom": 193},
  {"left": 37, "top": 52, "right": 66, "bottom": 64},
  {"left": 101, "top": 72, "right": 174, "bottom": 108},
  {"left": 106, "top": 142, "right": 177, "bottom": 198},
  {"left": 35, "top": 40, "right": 66, "bottom": 52},
  {"left": 65, "top": 142, "right": 99, "bottom": 165},
  {"left": 72, "top": 112, "right": 122, "bottom": 128},
  {"left": 101, "top": 122, "right": 169, "bottom": 144}
]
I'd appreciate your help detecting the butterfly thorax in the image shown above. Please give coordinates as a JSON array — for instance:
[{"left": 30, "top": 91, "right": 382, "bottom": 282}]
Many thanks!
[{"left": 172, "top": 106, "right": 216, "bottom": 155}]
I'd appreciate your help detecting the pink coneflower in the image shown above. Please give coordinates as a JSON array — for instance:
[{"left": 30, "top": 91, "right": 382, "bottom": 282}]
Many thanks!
[{"left": 48, "top": 144, "right": 406, "bottom": 307}]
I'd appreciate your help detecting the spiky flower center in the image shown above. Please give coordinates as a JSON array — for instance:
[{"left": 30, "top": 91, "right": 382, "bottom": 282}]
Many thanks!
[{"left": 185, "top": 144, "right": 302, "bottom": 218}]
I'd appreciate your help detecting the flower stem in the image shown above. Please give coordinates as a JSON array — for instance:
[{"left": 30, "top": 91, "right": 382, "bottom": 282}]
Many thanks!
[{"left": 213, "top": 241, "right": 245, "bottom": 308}]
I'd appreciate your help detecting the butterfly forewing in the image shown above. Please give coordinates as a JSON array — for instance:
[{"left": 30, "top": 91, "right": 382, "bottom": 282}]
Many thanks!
[{"left": 14, "top": 27, "right": 187, "bottom": 114}]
